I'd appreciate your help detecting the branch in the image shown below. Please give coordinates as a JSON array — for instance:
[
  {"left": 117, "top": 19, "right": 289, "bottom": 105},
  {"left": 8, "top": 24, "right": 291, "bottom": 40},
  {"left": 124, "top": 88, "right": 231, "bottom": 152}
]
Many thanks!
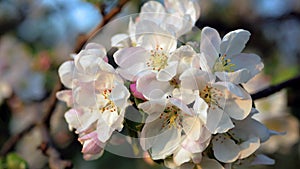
[
  {"left": 0, "top": 82, "right": 62, "bottom": 157},
  {"left": 74, "top": 0, "right": 129, "bottom": 53},
  {"left": 39, "top": 124, "right": 72, "bottom": 169},
  {"left": 251, "top": 75, "right": 300, "bottom": 100}
]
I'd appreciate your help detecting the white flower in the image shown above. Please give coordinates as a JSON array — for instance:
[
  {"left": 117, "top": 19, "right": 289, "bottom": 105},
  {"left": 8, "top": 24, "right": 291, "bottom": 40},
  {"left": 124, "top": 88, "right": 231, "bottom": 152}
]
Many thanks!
[
  {"left": 57, "top": 43, "right": 131, "bottom": 159},
  {"left": 78, "top": 131, "right": 105, "bottom": 161},
  {"left": 212, "top": 108, "right": 279, "bottom": 163},
  {"left": 140, "top": 0, "right": 200, "bottom": 37},
  {"left": 180, "top": 68, "right": 252, "bottom": 134},
  {"left": 137, "top": 73, "right": 209, "bottom": 161},
  {"left": 140, "top": 97, "right": 196, "bottom": 160},
  {"left": 199, "top": 27, "right": 264, "bottom": 84},
  {"left": 113, "top": 23, "right": 178, "bottom": 81}
]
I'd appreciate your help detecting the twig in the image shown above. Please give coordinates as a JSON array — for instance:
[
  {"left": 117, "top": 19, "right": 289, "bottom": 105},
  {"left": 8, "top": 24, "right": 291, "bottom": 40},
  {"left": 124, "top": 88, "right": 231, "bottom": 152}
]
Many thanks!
[
  {"left": 251, "top": 75, "right": 300, "bottom": 100},
  {"left": 74, "top": 0, "right": 129, "bottom": 53},
  {"left": 39, "top": 124, "right": 72, "bottom": 169},
  {"left": 0, "top": 82, "right": 62, "bottom": 156}
]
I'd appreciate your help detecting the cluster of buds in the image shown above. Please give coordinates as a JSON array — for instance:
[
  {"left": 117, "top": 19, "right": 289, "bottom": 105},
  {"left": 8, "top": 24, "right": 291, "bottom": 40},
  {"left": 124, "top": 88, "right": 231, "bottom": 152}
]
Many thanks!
[{"left": 57, "top": 0, "right": 280, "bottom": 168}]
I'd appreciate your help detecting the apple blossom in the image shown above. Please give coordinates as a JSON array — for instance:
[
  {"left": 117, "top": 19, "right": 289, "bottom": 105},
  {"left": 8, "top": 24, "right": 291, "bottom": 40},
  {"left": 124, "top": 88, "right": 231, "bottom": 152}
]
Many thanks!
[{"left": 199, "top": 27, "right": 264, "bottom": 84}]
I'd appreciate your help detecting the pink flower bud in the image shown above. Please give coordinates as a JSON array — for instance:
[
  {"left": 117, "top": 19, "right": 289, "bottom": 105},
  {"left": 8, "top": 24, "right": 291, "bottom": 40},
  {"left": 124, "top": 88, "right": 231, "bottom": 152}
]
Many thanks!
[
  {"left": 130, "top": 83, "right": 146, "bottom": 100},
  {"left": 78, "top": 131, "right": 105, "bottom": 156}
]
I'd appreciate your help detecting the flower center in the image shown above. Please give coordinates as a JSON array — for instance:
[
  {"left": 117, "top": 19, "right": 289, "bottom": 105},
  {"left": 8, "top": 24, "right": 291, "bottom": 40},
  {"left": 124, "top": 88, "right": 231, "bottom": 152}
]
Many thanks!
[
  {"left": 146, "top": 45, "right": 168, "bottom": 71},
  {"left": 160, "top": 105, "right": 182, "bottom": 129},
  {"left": 199, "top": 85, "right": 223, "bottom": 109},
  {"left": 213, "top": 54, "right": 235, "bottom": 72},
  {"left": 169, "top": 77, "right": 180, "bottom": 88},
  {"left": 99, "top": 89, "right": 117, "bottom": 113}
]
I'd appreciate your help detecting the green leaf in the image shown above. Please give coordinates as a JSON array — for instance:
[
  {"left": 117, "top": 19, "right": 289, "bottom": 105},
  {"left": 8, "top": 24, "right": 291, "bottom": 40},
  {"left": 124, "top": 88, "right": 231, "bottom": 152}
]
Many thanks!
[{"left": 6, "top": 153, "right": 29, "bottom": 169}]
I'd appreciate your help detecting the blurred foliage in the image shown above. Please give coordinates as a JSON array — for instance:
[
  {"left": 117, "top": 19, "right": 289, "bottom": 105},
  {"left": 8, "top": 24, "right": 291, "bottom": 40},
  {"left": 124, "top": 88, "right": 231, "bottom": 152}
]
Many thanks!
[{"left": 0, "top": 153, "right": 29, "bottom": 169}]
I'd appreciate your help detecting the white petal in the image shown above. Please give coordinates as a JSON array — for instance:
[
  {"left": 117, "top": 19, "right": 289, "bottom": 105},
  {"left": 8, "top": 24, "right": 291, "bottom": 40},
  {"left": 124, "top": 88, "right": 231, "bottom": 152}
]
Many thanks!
[
  {"left": 215, "top": 82, "right": 252, "bottom": 120},
  {"left": 215, "top": 69, "right": 251, "bottom": 84},
  {"left": 193, "top": 96, "right": 208, "bottom": 122},
  {"left": 230, "top": 53, "right": 264, "bottom": 81},
  {"left": 110, "top": 83, "right": 130, "bottom": 108},
  {"left": 182, "top": 116, "right": 201, "bottom": 141},
  {"left": 56, "top": 90, "right": 73, "bottom": 107},
  {"left": 138, "top": 100, "right": 166, "bottom": 115},
  {"left": 113, "top": 47, "right": 149, "bottom": 68},
  {"left": 137, "top": 73, "right": 171, "bottom": 99},
  {"left": 200, "top": 27, "right": 221, "bottom": 69},
  {"left": 206, "top": 107, "right": 223, "bottom": 134},
  {"left": 150, "top": 127, "right": 181, "bottom": 160},
  {"left": 215, "top": 111, "right": 235, "bottom": 133},
  {"left": 136, "top": 20, "right": 177, "bottom": 52},
  {"left": 111, "top": 33, "right": 130, "bottom": 48},
  {"left": 180, "top": 68, "right": 211, "bottom": 90},
  {"left": 58, "top": 61, "right": 74, "bottom": 88},
  {"left": 220, "top": 29, "right": 250, "bottom": 57},
  {"left": 212, "top": 134, "right": 240, "bottom": 163},
  {"left": 157, "top": 61, "right": 178, "bottom": 81},
  {"left": 239, "top": 136, "right": 260, "bottom": 159},
  {"left": 140, "top": 1, "right": 166, "bottom": 25},
  {"left": 97, "top": 113, "right": 116, "bottom": 142},
  {"left": 173, "top": 147, "right": 192, "bottom": 166}
]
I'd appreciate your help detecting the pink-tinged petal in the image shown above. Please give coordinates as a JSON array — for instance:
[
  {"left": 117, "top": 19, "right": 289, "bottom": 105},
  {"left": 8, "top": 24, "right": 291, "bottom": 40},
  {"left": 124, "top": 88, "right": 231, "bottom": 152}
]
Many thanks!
[
  {"left": 116, "top": 62, "right": 148, "bottom": 81},
  {"left": 239, "top": 137, "right": 260, "bottom": 159},
  {"left": 130, "top": 83, "right": 146, "bottom": 100},
  {"left": 136, "top": 20, "right": 177, "bottom": 52},
  {"left": 58, "top": 61, "right": 74, "bottom": 88},
  {"left": 83, "top": 152, "right": 104, "bottom": 161},
  {"left": 251, "top": 154, "right": 275, "bottom": 165},
  {"left": 212, "top": 134, "right": 240, "bottom": 163},
  {"left": 220, "top": 29, "right": 250, "bottom": 57},
  {"left": 137, "top": 73, "right": 171, "bottom": 99},
  {"left": 156, "top": 61, "right": 178, "bottom": 81},
  {"left": 200, "top": 27, "right": 221, "bottom": 69},
  {"left": 64, "top": 109, "right": 96, "bottom": 132},
  {"left": 200, "top": 158, "right": 225, "bottom": 169},
  {"left": 73, "top": 83, "right": 96, "bottom": 107},
  {"left": 79, "top": 132, "right": 105, "bottom": 155},
  {"left": 113, "top": 47, "right": 149, "bottom": 69},
  {"left": 56, "top": 90, "right": 73, "bottom": 107}
]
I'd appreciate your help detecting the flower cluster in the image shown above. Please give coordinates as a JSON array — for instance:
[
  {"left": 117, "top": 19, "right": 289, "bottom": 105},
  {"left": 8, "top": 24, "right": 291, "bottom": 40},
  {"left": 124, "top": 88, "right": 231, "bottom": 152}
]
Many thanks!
[{"left": 57, "top": 0, "right": 280, "bottom": 168}]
